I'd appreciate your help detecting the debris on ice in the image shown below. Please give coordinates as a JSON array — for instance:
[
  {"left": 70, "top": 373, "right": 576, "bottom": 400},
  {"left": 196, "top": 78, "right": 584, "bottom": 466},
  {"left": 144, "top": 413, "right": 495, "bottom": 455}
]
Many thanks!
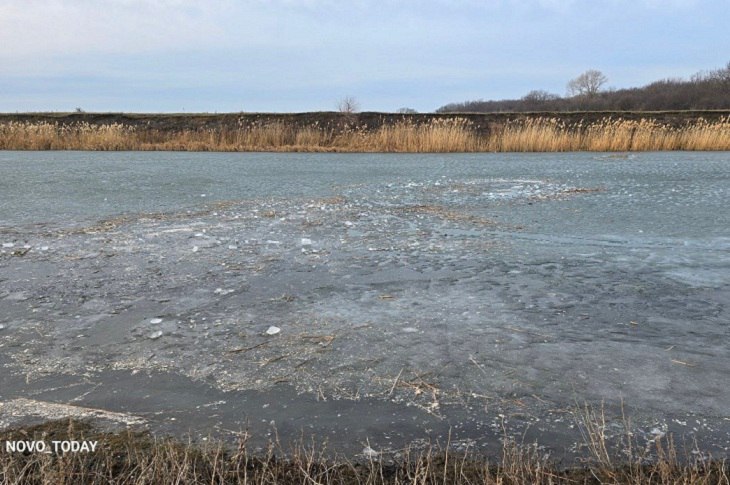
[
  {"left": 265, "top": 326, "right": 281, "bottom": 336},
  {"left": 362, "top": 446, "right": 380, "bottom": 458},
  {"left": 148, "top": 330, "right": 163, "bottom": 340},
  {"left": 150, "top": 318, "right": 163, "bottom": 324},
  {"left": 301, "top": 238, "right": 312, "bottom": 246}
]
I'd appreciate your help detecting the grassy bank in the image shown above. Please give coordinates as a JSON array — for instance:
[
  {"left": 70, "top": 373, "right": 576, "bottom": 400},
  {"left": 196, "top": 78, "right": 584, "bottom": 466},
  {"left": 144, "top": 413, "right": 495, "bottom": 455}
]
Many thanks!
[
  {"left": 1, "top": 114, "right": 730, "bottom": 152},
  {"left": 1, "top": 415, "right": 728, "bottom": 484}
]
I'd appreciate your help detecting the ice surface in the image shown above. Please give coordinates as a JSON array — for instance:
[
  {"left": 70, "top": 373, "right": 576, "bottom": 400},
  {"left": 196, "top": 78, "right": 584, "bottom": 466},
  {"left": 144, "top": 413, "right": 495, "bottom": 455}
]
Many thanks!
[{"left": 1, "top": 151, "right": 728, "bottom": 455}]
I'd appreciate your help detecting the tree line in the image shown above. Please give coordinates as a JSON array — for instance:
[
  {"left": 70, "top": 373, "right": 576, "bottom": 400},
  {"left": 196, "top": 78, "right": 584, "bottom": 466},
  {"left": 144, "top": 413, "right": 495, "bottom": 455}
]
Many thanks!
[{"left": 436, "top": 62, "right": 730, "bottom": 113}]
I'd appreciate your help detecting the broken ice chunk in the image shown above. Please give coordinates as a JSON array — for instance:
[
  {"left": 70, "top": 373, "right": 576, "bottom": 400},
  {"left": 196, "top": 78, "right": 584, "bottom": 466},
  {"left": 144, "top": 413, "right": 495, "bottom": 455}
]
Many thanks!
[
  {"left": 150, "top": 318, "right": 163, "bottom": 324},
  {"left": 148, "top": 330, "right": 163, "bottom": 340},
  {"left": 265, "top": 326, "right": 281, "bottom": 336},
  {"left": 362, "top": 446, "right": 380, "bottom": 458}
]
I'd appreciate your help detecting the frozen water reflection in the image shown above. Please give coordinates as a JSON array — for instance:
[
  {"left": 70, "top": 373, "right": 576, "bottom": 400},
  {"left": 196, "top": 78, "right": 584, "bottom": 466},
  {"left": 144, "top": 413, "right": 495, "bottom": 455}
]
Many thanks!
[{"left": 1, "top": 151, "right": 729, "bottom": 455}]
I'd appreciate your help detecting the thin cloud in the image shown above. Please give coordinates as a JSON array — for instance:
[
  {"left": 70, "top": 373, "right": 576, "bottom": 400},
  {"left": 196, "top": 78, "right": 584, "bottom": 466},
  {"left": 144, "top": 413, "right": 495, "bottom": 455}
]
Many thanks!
[{"left": 0, "top": 0, "right": 726, "bottom": 111}]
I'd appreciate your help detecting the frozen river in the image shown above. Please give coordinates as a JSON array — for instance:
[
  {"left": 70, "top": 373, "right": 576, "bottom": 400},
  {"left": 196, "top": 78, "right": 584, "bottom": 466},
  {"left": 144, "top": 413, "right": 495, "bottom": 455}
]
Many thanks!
[{"left": 1, "top": 151, "right": 729, "bottom": 459}]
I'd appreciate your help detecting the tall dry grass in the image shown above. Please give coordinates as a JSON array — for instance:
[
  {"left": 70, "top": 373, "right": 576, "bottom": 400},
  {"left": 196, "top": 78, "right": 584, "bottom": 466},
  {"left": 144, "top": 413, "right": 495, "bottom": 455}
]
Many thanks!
[
  {"left": 0, "top": 122, "right": 137, "bottom": 151},
  {"left": 488, "top": 117, "right": 730, "bottom": 151},
  {"left": 1, "top": 411, "right": 728, "bottom": 485},
  {"left": 2, "top": 117, "right": 730, "bottom": 152}
]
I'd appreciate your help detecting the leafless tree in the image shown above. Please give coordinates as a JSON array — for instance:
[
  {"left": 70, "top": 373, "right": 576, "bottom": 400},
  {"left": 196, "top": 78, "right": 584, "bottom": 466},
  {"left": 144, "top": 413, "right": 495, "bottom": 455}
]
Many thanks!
[
  {"left": 521, "top": 90, "right": 560, "bottom": 102},
  {"left": 711, "top": 61, "right": 730, "bottom": 87},
  {"left": 437, "top": 61, "right": 730, "bottom": 112},
  {"left": 396, "top": 107, "right": 418, "bottom": 114},
  {"left": 337, "top": 96, "right": 360, "bottom": 114},
  {"left": 567, "top": 70, "right": 608, "bottom": 97},
  {"left": 519, "top": 90, "right": 561, "bottom": 111}
]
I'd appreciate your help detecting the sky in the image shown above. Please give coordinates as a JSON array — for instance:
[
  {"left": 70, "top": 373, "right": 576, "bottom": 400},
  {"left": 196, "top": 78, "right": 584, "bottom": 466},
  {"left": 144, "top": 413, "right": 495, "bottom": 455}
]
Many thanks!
[{"left": 0, "top": 0, "right": 728, "bottom": 113}]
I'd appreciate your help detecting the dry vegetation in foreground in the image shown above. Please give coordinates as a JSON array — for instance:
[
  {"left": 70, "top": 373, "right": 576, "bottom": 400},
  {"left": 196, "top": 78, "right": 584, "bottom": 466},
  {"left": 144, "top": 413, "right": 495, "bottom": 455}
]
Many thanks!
[
  {"left": 1, "top": 116, "right": 730, "bottom": 152},
  {"left": 1, "top": 409, "right": 728, "bottom": 485}
]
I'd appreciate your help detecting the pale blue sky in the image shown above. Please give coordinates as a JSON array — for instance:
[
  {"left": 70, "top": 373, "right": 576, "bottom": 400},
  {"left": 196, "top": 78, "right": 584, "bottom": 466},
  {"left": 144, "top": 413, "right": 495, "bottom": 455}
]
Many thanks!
[{"left": 0, "top": 0, "right": 727, "bottom": 112}]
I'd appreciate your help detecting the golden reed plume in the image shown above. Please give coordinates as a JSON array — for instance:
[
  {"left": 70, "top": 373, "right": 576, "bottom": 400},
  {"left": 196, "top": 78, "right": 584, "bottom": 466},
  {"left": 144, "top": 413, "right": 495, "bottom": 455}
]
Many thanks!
[{"left": 1, "top": 117, "right": 729, "bottom": 152}]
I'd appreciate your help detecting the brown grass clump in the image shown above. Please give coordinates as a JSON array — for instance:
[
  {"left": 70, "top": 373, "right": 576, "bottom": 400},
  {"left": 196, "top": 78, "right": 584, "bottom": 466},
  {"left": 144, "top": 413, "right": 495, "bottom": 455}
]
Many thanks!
[
  {"left": 2, "top": 116, "right": 730, "bottom": 152},
  {"left": 0, "top": 122, "right": 137, "bottom": 150},
  {"left": 366, "top": 118, "right": 483, "bottom": 152},
  {"left": 487, "top": 117, "right": 730, "bottom": 152}
]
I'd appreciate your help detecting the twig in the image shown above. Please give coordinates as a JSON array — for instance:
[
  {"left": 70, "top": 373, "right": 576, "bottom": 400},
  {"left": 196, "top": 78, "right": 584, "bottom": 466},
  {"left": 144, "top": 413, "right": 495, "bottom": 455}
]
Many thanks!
[
  {"left": 389, "top": 368, "right": 404, "bottom": 396},
  {"left": 469, "top": 355, "right": 489, "bottom": 376},
  {"left": 227, "top": 341, "right": 268, "bottom": 354},
  {"left": 504, "top": 325, "right": 551, "bottom": 340},
  {"left": 260, "top": 354, "right": 289, "bottom": 367}
]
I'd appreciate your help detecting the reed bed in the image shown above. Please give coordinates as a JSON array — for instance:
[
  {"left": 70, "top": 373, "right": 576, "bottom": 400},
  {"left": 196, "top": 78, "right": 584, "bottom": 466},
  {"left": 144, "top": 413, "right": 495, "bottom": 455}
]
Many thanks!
[
  {"left": 1, "top": 415, "right": 727, "bottom": 485},
  {"left": 2, "top": 116, "right": 730, "bottom": 152}
]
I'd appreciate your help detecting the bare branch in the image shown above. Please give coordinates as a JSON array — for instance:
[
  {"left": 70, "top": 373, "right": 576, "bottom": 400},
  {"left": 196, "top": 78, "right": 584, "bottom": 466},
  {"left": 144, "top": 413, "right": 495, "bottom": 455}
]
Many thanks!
[{"left": 567, "top": 70, "right": 608, "bottom": 97}]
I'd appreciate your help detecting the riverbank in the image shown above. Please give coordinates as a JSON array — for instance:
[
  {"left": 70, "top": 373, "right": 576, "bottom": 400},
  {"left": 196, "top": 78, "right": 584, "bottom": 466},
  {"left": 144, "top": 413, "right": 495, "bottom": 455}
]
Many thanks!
[
  {"left": 1, "top": 419, "right": 727, "bottom": 484},
  {"left": 1, "top": 111, "right": 730, "bottom": 151}
]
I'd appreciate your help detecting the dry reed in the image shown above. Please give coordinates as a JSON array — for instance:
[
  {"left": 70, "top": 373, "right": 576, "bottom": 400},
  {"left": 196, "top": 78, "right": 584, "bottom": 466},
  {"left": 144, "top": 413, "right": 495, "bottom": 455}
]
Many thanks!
[
  {"left": 1, "top": 411, "right": 728, "bottom": 484},
  {"left": 1, "top": 116, "right": 730, "bottom": 152}
]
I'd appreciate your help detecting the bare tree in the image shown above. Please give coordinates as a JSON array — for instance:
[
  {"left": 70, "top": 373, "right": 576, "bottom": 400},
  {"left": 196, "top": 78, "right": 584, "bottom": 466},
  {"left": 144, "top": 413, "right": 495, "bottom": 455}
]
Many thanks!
[
  {"left": 437, "top": 61, "right": 730, "bottom": 112},
  {"left": 567, "top": 70, "right": 608, "bottom": 97},
  {"left": 337, "top": 96, "right": 360, "bottom": 114},
  {"left": 710, "top": 61, "right": 730, "bottom": 86},
  {"left": 396, "top": 107, "right": 418, "bottom": 114},
  {"left": 520, "top": 90, "right": 560, "bottom": 111},
  {"left": 521, "top": 90, "right": 560, "bottom": 102}
]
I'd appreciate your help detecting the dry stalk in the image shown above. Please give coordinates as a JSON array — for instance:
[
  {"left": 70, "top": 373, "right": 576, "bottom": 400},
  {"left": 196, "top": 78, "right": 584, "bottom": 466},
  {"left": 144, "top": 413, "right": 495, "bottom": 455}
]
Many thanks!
[{"left": 3, "top": 116, "right": 730, "bottom": 152}]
